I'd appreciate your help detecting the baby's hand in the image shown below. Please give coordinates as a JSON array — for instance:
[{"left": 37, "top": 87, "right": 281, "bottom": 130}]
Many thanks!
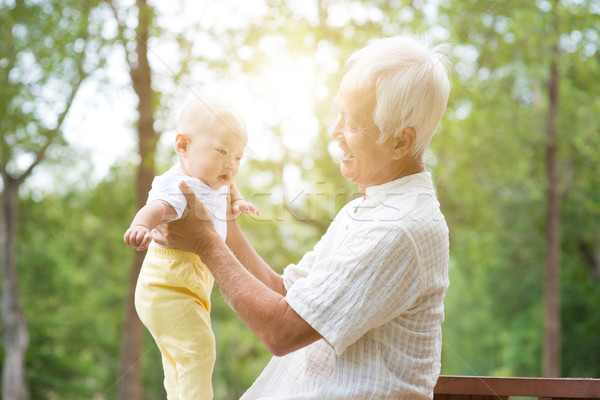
[
  {"left": 124, "top": 225, "right": 152, "bottom": 251},
  {"left": 232, "top": 199, "right": 260, "bottom": 218}
]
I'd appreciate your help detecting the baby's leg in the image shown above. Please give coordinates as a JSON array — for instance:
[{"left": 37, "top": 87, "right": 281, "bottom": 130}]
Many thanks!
[
  {"left": 135, "top": 253, "right": 215, "bottom": 400},
  {"left": 158, "top": 344, "right": 179, "bottom": 400},
  {"left": 169, "top": 301, "right": 215, "bottom": 400},
  {"left": 145, "top": 294, "right": 215, "bottom": 400}
]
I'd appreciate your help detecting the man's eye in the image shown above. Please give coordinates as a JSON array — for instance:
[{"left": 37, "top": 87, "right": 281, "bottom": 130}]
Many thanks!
[{"left": 350, "top": 125, "right": 369, "bottom": 133}]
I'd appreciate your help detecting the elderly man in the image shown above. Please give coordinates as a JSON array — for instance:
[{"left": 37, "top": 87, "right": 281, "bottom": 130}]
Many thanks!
[{"left": 153, "top": 36, "right": 451, "bottom": 399}]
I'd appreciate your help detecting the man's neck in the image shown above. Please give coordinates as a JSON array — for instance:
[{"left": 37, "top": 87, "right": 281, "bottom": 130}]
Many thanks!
[{"left": 358, "top": 157, "right": 425, "bottom": 197}]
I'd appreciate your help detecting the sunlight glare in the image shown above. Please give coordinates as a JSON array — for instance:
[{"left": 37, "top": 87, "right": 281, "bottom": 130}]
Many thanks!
[{"left": 245, "top": 49, "right": 321, "bottom": 156}]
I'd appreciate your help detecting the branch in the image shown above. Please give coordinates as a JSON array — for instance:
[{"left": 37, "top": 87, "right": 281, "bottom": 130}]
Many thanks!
[
  {"left": 107, "top": 0, "right": 134, "bottom": 71},
  {"left": 15, "top": 20, "right": 91, "bottom": 185},
  {"left": 578, "top": 242, "right": 600, "bottom": 281},
  {"left": 0, "top": 136, "right": 9, "bottom": 178},
  {"left": 283, "top": 200, "right": 329, "bottom": 233},
  {"left": 107, "top": 0, "right": 126, "bottom": 42},
  {"left": 1, "top": 6, "right": 19, "bottom": 177}
]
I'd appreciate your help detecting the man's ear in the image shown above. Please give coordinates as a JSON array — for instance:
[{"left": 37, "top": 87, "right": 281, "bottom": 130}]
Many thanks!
[
  {"left": 391, "top": 127, "right": 416, "bottom": 160},
  {"left": 175, "top": 134, "right": 189, "bottom": 153}
]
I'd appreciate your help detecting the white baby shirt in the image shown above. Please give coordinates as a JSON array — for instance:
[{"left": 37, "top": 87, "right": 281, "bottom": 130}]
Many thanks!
[{"left": 146, "top": 163, "right": 228, "bottom": 241}]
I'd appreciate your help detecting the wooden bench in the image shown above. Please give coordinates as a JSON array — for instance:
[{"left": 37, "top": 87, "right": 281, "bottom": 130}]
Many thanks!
[{"left": 434, "top": 375, "right": 600, "bottom": 400}]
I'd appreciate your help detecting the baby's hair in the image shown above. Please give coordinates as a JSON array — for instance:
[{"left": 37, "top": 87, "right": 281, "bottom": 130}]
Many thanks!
[
  {"left": 177, "top": 96, "right": 247, "bottom": 141},
  {"left": 347, "top": 36, "right": 451, "bottom": 158}
]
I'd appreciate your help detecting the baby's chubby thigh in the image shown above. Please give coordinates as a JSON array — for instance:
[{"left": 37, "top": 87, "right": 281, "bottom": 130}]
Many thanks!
[{"left": 134, "top": 253, "right": 215, "bottom": 352}]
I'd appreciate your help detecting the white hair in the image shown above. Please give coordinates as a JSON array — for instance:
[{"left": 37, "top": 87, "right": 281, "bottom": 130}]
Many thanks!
[{"left": 347, "top": 36, "right": 451, "bottom": 158}]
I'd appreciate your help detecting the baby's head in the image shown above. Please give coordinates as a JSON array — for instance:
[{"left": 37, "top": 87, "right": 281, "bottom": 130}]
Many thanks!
[{"left": 175, "top": 97, "right": 248, "bottom": 189}]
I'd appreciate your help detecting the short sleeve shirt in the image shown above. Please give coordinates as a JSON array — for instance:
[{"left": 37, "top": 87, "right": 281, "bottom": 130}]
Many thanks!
[
  {"left": 147, "top": 163, "right": 228, "bottom": 241},
  {"left": 240, "top": 172, "right": 450, "bottom": 400}
]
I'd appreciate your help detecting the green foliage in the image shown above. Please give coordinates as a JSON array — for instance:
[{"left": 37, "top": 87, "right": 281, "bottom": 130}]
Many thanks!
[
  {"left": 4, "top": 1, "right": 600, "bottom": 399},
  {"left": 212, "top": 291, "right": 271, "bottom": 399},
  {"left": 0, "top": 0, "right": 108, "bottom": 172},
  {"left": 436, "top": 0, "right": 600, "bottom": 377},
  {"left": 16, "top": 164, "right": 135, "bottom": 399}
]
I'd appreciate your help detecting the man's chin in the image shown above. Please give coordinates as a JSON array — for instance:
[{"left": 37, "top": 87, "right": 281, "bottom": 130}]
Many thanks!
[{"left": 339, "top": 166, "right": 357, "bottom": 183}]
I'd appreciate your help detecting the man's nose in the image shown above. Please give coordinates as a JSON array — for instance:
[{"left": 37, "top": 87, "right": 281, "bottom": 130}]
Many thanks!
[{"left": 330, "top": 115, "right": 343, "bottom": 140}]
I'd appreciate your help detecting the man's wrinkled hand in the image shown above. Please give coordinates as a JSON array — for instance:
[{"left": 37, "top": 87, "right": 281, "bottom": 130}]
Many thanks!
[{"left": 151, "top": 180, "right": 219, "bottom": 256}]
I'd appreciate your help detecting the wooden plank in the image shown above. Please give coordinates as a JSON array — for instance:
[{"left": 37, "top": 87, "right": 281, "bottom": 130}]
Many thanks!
[
  {"left": 434, "top": 394, "right": 508, "bottom": 400},
  {"left": 434, "top": 376, "right": 600, "bottom": 399}
]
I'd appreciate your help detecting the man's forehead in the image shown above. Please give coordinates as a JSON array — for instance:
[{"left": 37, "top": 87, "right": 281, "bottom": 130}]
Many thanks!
[{"left": 337, "top": 70, "right": 376, "bottom": 119}]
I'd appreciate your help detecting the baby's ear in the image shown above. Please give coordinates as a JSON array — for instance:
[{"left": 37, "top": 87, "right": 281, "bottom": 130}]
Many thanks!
[{"left": 174, "top": 134, "right": 189, "bottom": 153}]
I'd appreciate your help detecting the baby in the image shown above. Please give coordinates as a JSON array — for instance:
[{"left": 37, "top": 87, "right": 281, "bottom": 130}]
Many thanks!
[{"left": 124, "top": 97, "right": 258, "bottom": 400}]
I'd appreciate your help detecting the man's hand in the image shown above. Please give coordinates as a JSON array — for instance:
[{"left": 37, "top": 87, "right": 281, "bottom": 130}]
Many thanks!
[
  {"left": 123, "top": 225, "right": 152, "bottom": 251},
  {"left": 151, "top": 180, "right": 220, "bottom": 256},
  {"left": 152, "top": 181, "right": 321, "bottom": 356}
]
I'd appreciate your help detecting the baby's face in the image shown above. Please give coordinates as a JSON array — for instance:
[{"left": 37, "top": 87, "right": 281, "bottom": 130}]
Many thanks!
[{"left": 181, "top": 120, "right": 247, "bottom": 189}]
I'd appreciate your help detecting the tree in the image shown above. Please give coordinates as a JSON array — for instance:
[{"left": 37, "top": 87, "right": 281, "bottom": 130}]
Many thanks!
[
  {"left": 543, "top": 0, "right": 561, "bottom": 378},
  {"left": 108, "top": 1, "right": 160, "bottom": 399},
  {"left": 2, "top": 2, "right": 598, "bottom": 397},
  {"left": 436, "top": 0, "right": 600, "bottom": 377},
  {"left": 0, "top": 1, "right": 105, "bottom": 398},
  {"left": 17, "top": 163, "right": 137, "bottom": 399}
]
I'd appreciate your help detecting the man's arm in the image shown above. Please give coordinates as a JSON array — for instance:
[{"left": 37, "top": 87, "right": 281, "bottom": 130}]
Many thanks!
[
  {"left": 225, "top": 216, "right": 286, "bottom": 295},
  {"left": 153, "top": 181, "right": 322, "bottom": 356},
  {"left": 202, "top": 237, "right": 321, "bottom": 356}
]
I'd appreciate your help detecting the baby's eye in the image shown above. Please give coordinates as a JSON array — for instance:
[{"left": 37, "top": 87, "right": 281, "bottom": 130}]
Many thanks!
[
  {"left": 235, "top": 156, "right": 242, "bottom": 161},
  {"left": 216, "top": 149, "right": 227, "bottom": 155}
]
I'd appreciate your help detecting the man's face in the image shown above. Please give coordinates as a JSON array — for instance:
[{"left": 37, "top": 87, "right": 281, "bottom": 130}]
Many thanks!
[{"left": 330, "top": 70, "right": 397, "bottom": 191}]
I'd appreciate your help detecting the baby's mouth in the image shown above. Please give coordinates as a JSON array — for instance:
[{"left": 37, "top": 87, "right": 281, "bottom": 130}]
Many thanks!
[
  {"left": 218, "top": 174, "right": 229, "bottom": 183},
  {"left": 343, "top": 151, "right": 355, "bottom": 159}
]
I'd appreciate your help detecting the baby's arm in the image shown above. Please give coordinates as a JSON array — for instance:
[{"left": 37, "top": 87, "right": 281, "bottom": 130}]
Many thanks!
[
  {"left": 230, "top": 183, "right": 260, "bottom": 218},
  {"left": 124, "top": 200, "right": 177, "bottom": 251}
]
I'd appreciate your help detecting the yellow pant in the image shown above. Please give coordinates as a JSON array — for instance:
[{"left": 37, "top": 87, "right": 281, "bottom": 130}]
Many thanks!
[{"left": 135, "top": 245, "right": 215, "bottom": 400}]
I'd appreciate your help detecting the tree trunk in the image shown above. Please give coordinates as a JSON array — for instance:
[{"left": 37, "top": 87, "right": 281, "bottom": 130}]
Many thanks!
[
  {"left": 543, "top": 6, "right": 561, "bottom": 378},
  {"left": 117, "top": 0, "right": 157, "bottom": 399},
  {"left": 1, "top": 177, "right": 30, "bottom": 400},
  {"left": 116, "top": 251, "right": 146, "bottom": 400}
]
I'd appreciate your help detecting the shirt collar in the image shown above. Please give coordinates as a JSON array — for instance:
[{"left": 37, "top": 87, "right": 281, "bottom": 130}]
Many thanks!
[{"left": 364, "top": 172, "right": 434, "bottom": 201}]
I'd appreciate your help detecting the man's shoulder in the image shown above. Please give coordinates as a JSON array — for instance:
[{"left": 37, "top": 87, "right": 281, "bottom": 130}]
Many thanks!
[{"left": 349, "top": 200, "right": 448, "bottom": 255}]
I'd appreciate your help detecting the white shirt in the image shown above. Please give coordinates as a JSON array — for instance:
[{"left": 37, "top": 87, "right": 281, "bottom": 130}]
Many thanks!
[
  {"left": 146, "top": 163, "right": 228, "bottom": 241},
  {"left": 241, "top": 172, "right": 449, "bottom": 400}
]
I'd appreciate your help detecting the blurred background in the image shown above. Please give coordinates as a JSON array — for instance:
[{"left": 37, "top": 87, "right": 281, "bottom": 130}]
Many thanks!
[{"left": 1, "top": 0, "right": 599, "bottom": 399}]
